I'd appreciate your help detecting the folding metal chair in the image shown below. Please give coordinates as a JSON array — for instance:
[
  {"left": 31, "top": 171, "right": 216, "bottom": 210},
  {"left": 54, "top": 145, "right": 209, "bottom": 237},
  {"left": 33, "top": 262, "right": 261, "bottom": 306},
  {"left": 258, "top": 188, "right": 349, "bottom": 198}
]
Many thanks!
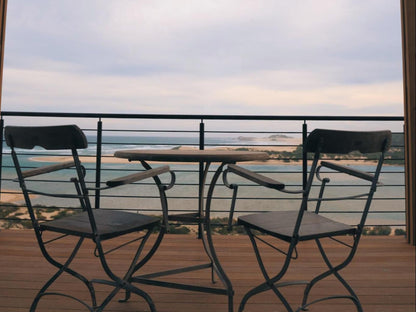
[
  {"left": 222, "top": 129, "right": 391, "bottom": 312},
  {"left": 5, "top": 125, "right": 175, "bottom": 312}
]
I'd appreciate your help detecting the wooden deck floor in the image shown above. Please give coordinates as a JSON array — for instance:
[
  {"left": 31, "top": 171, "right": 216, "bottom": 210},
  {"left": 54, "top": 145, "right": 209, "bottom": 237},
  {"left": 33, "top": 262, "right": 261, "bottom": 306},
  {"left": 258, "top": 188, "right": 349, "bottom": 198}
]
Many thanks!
[{"left": 0, "top": 230, "right": 414, "bottom": 312}]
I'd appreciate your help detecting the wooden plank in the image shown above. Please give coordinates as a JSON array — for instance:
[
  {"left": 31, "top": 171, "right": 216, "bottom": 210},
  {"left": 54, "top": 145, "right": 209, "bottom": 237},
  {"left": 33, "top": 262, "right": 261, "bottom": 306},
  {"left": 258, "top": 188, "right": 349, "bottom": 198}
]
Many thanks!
[{"left": 0, "top": 230, "right": 414, "bottom": 312}]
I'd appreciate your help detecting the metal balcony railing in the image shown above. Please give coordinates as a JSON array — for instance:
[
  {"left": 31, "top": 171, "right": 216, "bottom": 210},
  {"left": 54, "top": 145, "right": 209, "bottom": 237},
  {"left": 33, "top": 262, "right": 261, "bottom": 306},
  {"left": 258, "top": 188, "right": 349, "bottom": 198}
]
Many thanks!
[{"left": 0, "top": 112, "right": 405, "bottom": 232}]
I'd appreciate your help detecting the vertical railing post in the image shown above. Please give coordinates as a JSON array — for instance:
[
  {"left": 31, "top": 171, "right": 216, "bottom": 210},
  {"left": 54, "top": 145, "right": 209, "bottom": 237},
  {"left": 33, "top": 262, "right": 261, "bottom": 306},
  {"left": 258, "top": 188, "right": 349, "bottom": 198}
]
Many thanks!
[
  {"left": 199, "top": 119, "right": 205, "bottom": 151},
  {"left": 198, "top": 119, "right": 205, "bottom": 238},
  {"left": 302, "top": 121, "right": 308, "bottom": 210},
  {"left": 95, "top": 119, "right": 103, "bottom": 209}
]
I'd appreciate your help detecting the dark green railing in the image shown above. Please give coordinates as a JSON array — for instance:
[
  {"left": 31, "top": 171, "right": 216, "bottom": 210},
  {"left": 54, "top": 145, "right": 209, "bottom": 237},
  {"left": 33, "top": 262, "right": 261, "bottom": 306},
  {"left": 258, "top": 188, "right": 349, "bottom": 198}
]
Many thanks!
[{"left": 0, "top": 111, "right": 405, "bottom": 231}]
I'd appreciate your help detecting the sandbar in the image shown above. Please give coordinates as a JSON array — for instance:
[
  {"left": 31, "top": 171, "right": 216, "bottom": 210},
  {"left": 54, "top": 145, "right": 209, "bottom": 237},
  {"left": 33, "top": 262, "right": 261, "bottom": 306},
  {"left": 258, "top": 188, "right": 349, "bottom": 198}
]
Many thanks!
[{"left": 29, "top": 144, "right": 379, "bottom": 166}]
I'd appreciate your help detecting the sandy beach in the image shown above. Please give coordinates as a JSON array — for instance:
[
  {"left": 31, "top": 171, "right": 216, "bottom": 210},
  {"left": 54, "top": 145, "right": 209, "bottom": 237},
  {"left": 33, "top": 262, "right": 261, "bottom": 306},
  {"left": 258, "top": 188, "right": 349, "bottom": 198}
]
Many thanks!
[
  {"left": 29, "top": 144, "right": 297, "bottom": 165},
  {"left": 30, "top": 144, "right": 378, "bottom": 166},
  {"left": 0, "top": 190, "right": 25, "bottom": 204}
]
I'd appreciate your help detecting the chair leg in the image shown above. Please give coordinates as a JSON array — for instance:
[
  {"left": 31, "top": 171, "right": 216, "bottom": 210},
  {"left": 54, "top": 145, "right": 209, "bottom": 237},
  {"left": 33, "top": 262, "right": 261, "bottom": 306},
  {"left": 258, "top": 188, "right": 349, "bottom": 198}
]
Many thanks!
[
  {"left": 94, "top": 229, "right": 157, "bottom": 312},
  {"left": 31, "top": 237, "right": 97, "bottom": 311},
  {"left": 239, "top": 228, "right": 297, "bottom": 312},
  {"left": 300, "top": 238, "right": 363, "bottom": 312},
  {"left": 95, "top": 279, "right": 156, "bottom": 312},
  {"left": 118, "top": 226, "right": 167, "bottom": 304}
]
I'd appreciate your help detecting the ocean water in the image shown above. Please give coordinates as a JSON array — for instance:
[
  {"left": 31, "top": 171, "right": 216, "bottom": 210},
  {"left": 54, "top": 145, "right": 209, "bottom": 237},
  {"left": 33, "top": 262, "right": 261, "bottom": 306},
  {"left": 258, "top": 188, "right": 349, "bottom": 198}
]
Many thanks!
[{"left": 1, "top": 135, "right": 405, "bottom": 227}]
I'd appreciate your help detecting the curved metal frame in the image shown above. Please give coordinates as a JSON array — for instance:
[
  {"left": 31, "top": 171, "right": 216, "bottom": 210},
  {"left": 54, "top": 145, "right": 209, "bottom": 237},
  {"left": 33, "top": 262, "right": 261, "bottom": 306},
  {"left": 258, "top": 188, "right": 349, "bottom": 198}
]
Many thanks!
[
  {"left": 131, "top": 160, "right": 235, "bottom": 312},
  {"left": 7, "top": 126, "right": 174, "bottom": 312},
  {"left": 31, "top": 237, "right": 97, "bottom": 311},
  {"left": 232, "top": 129, "right": 390, "bottom": 312}
]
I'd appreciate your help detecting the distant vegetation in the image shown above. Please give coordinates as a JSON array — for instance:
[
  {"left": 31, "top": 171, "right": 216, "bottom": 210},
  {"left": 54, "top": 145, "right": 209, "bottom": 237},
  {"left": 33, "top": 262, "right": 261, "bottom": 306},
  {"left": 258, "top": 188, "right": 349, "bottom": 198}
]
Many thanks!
[
  {"left": 0, "top": 203, "right": 80, "bottom": 229},
  {"left": 238, "top": 142, "right": 404, "bottom": 165},
  {"left": 394, "top": 228, "right": 406, "bottom": 236},
  {"left": 362, "top": 225, "right": 392, "bottom": 236}
]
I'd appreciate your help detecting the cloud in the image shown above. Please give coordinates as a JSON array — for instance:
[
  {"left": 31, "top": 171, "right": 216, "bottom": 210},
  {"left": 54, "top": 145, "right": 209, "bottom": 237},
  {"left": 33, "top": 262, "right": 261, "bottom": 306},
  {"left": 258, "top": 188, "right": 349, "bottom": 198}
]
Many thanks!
[
  {"left": 215, "top": 79, "right": 403, "bottom": 114},
  {"left": 2, "top": 0, "right": 403, "bottom": 118},
  {"left": 3, "top": 66, "right": 402, "bottom": 118}
]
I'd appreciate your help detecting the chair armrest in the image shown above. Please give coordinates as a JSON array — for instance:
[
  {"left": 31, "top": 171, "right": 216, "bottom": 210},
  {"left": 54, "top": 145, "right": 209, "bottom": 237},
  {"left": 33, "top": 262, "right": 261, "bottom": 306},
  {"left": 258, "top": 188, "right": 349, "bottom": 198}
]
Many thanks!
[
  {"left": 225, "top": 164, "right": 285, "bottom": 190},
  {"left": 106, "top": 165, "right": 171, "bottom": 187},
  {"left": 21, "top": 161, "right": 75, "bottom": 178},
  {"left": 320, "top": 161, "right": 375, "bottom": 182}
]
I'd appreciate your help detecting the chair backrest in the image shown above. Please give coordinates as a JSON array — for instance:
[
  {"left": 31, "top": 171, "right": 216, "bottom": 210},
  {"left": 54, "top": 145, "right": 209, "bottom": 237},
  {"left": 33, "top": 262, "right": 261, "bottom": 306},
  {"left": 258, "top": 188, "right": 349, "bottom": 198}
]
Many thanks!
[
  {"left": 304, "top": 129, "right": 391, "bottom": 154},
  {"left": 5, "top": 125, "right": 93, "bottom": 232},
  {"left": 5, "top": 125, "right": 88, "bottom": 150},
  {"left": 298, "top": 128, "right": 392, "bottom": 236}
]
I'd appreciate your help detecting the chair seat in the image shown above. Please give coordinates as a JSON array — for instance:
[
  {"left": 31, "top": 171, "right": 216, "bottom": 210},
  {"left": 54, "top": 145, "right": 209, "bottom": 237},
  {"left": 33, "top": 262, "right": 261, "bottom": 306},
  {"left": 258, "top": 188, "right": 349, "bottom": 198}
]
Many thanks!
[
  {"left": 40, "top": 209, "right": 159, "bottom": 240},
  {"left": 238, "top": 211, "right": 356, "bottom": 242}
]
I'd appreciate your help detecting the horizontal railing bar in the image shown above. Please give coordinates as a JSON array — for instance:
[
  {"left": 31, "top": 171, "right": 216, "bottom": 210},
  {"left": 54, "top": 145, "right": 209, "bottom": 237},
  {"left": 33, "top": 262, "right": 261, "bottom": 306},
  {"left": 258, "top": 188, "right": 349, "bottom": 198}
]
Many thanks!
[
  {"left": 1, "top": 175, "right": 404, "bottom": 186},
  {"left": 2, "top": 208, "right": 404, "bottom": 214},
  {"left": 100, "top": 129, "right": 201, "bottom": 133},
  {"left": 96, "top": 128, "right": 406, "bottom": 134},
  {"left": 0, "top": 217, "right": 404, "bottom": 227},
  {"left": 0, "top": 111, "right": 404, "bottom": 121}
]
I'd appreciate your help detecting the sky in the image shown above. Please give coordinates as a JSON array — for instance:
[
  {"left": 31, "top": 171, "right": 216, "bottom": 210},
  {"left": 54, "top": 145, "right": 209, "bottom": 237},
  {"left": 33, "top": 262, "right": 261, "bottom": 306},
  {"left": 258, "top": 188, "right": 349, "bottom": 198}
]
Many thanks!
[{"left": 1, "top": 0, "right": 404, "bottom": 119}]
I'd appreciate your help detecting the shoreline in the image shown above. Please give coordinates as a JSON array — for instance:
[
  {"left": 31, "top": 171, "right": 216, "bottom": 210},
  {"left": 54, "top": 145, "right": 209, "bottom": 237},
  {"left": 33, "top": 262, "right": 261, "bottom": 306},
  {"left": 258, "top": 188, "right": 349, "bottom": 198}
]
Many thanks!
[
  {"left": 0, "top": 190, "right": 26, "bottom": 204},
  {"left": 29, "top": 145, "right": 387, "bottom": 167},
  {"left": 30, "top": 155, "right": 381, "bottom": 166}
]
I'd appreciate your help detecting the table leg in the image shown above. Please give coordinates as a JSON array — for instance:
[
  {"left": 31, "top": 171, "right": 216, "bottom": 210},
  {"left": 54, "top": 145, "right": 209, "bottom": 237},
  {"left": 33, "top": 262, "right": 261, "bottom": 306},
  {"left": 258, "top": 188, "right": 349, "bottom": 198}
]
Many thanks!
[
  {"left": 203, "top": 162, "right": 234, "bottom": 312},
  {"left": 198, "top": 161, "right": 210, "bottom": 238},
  {"left": 132, "top": 160, "right": 234, "bottom": 312}
]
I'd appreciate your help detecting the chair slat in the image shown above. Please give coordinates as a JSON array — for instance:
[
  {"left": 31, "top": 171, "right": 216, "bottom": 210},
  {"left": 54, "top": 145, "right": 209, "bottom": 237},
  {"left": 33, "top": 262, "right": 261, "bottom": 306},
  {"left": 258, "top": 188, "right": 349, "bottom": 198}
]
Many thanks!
[
  {"left": 320, "top": 161, "right": 375, "bottom": 182},
  {"left": 21, "top": 161, "right": 75, "bottom": 178},
  {"left": 106, "top": 165, "right": 170, "bottom": 187},
  {"left": 226, "top": 164, "right": 285, "bottom": 190}
]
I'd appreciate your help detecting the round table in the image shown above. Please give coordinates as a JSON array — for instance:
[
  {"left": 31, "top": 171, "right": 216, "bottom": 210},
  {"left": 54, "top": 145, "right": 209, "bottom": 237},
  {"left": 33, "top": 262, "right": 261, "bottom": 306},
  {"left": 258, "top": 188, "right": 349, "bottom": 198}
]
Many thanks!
[
  {"left": 114, "top": 149, "right": 269, "bottom": 163},
  {"left": 114, "top": 149, "right": 269, "bottom": 312}
]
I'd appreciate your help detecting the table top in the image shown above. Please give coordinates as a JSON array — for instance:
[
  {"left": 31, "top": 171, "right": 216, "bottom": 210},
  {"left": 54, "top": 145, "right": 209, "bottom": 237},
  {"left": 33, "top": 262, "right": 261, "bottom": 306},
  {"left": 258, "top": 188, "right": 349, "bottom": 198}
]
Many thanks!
[{"left": 114, "top": 149, "right": 269, "bottom": 163}]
